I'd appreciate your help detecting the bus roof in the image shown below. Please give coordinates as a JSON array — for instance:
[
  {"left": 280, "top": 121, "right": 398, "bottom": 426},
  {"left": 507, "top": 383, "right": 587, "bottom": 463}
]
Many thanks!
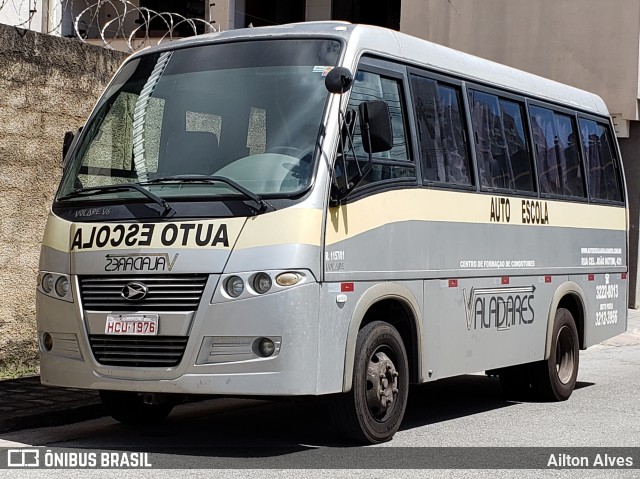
[{"left": 134, "top": 22, "right": 609, "bottom": 117}]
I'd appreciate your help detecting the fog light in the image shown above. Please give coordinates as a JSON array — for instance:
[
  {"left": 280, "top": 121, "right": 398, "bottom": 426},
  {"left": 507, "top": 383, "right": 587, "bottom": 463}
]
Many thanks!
[
  {"left": 257, "top": 338, "right": 276, "bottom": 357},
  {"left": 42, "top": 333, "right": 53, "bottom": 352},
  {"left": 42, "top": 273, "right": 54, "bottom": 294},
  {"left": 253, "top": 273, "right": 272, "bottom": 294},
  {"left": 276, "top": 272, "right": 300, "bottom": 287},
  {"left": 225, "top": 276, "right": 244, "bottom": 298},
  {"left": 55, "top": 277, "right": 69, "bottom": 297}
]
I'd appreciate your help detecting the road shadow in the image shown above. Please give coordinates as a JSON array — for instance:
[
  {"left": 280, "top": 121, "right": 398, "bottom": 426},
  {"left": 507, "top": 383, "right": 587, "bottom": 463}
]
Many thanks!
[
  {"left": 18, "top": 374, "right": 598, "bottom": 465},
  {"left": 574, "top": 381, "right": 595, "bottom": 391},
  {"left": 52, "top": 374, "right": 520, "bottom": 452},
  {"left": 400, "top": 374, "right": 512, "bottom": 429}
]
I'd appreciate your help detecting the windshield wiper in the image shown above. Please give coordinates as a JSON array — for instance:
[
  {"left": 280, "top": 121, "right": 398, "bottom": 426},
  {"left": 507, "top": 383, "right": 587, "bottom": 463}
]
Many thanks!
[
  {"left": 142, "top": 175, "right": 273, "bottom": 214},
  {"left": 57, "top": 184, "right": 175, "bottom": 216}
]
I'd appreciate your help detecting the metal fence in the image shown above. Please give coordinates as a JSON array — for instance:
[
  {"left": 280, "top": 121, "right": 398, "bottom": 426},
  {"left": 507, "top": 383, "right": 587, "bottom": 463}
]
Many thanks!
[{"left": 0, "top": 0, "right": 215, "bottom": 51}]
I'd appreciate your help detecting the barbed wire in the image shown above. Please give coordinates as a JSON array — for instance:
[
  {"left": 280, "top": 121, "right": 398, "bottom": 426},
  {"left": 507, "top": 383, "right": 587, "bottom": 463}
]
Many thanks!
[{"left": 0, "top": 0, "right": 216, "bottom": 51}]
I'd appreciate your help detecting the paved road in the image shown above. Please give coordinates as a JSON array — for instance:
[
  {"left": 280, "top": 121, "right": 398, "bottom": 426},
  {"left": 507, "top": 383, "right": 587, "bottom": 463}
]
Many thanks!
[{"left": 1, "top": 312, "right": 639, "bottom": 478}]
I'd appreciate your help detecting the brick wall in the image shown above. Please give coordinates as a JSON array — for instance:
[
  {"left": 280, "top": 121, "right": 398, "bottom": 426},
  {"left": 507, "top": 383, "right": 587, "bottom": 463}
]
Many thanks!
[{"left": 0, "top": 24, "right": 127, "bottom": 370}]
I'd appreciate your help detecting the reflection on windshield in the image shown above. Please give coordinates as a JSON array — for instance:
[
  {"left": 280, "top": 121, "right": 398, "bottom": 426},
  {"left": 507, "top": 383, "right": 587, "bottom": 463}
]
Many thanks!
[{"left": 58, "top": 39, "right": 341, "bottom": 202}]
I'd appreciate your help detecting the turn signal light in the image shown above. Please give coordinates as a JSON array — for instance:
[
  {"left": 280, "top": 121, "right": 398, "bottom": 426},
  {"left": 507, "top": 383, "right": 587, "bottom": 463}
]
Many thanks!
[{"left": 276, "top": 272, "right": 300, "bottom": 287}]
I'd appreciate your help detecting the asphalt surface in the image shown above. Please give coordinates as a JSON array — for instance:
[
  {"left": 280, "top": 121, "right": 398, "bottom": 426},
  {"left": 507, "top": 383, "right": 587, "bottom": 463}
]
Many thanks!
[
  {"left": 0, "top": 377, "right": 102, "bottom": 433},
  {"left": 1, "top": 309, "right": 638, "bottom": 435}
]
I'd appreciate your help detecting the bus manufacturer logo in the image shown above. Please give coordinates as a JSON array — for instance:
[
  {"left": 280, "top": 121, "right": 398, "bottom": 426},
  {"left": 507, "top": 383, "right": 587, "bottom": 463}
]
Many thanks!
[
  {"left": 121, "top": 282, "right": 149, "bottom": 301},
  {"left": 105, "top": 253, "right": 179, "bottom": 272}
]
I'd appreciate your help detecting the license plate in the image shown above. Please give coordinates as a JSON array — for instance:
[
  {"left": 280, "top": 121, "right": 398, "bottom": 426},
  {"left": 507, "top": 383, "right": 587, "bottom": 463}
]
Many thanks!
[{"left": 105, "top": 314, "right": 159, "bottom": 335}]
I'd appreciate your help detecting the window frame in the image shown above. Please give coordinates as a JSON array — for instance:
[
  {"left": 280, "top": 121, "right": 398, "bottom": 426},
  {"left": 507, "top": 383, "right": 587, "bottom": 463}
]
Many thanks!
[
  {"left": 465, "top": 83, "right": 538, "bottom": 197},
  {"left": 332, "top": 52, "right": 626, "bottom": 208},
  {"left": 576, "top": 112, "right": 625, "bottom": 205},
  {"left": 338, "top": 56, "right": 419, "bottom": 201},
  {"left": 525, "top": 99, "right": 589, "bottom": 203},
  {"left": 407, "top": 67, "right": 476, "bottom": 192}
]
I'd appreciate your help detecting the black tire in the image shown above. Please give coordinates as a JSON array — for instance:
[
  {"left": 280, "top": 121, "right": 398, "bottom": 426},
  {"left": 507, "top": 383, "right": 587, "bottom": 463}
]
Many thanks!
[
  {"left": 530, "top": 308, "right": 580, "bottom": 401},
  {"left": 100, "top": 391, "right": 175, "bottom": 425},
  {"left": 330, "top": 321, "right": 409, "bottom": 444}
]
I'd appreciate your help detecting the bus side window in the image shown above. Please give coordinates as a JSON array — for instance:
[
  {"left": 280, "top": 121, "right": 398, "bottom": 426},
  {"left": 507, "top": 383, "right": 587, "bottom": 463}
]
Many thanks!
[
  {"left": 468, "top": 90, "right": 534, "bottom": 192},
  {"left": 410, "top": 74, "right": 472, "bottom": 187},
  {"left": 342, "top": 70, "right": 414, "bottom": 187},
  {"left": 578, "top": 119, "right": 623, "bottom": 202},
  {"left": 529, "top": 106, "right": 586, "bottom": 199}
]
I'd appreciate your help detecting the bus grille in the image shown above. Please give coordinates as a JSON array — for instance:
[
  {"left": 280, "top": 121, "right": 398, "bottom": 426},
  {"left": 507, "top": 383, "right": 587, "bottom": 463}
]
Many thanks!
[
  {"left": 89, "top": 335, "right": 188, "bottom": 367},
  {"left": 79, "top": 275, "right": 208, "bottom": 312}
]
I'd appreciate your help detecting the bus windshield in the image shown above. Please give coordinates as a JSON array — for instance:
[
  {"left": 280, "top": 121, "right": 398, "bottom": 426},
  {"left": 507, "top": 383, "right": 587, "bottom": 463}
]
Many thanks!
[{"left": 57, "top": 39, "right": 341, "bottom": 203}]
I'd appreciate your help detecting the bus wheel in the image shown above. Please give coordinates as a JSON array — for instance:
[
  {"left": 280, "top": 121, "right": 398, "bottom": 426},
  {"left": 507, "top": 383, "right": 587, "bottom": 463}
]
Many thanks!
[
  {"left": 99, "top": 391, "right": 175, "bottom": 424},
  {"left": 531, "top": 308, "right": 579, "bottom": 401},
  {"left": 331, "top": 321, "right": 409, "bottom": 444}
]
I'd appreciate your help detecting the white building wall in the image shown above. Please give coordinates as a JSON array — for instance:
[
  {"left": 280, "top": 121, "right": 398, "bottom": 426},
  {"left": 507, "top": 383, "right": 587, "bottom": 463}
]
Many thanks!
[
  {"left": 210, "top": 0, "right": 234, "bottom": 30},
  {"left": 0, "top": 0, "right": 45, "bottom": 32}
]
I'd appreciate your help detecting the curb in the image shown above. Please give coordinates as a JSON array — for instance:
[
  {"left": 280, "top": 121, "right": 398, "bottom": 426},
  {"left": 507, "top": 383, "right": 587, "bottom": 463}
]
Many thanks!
[{"left": 0, "top": 376, "right": 106, "bottom": 433}]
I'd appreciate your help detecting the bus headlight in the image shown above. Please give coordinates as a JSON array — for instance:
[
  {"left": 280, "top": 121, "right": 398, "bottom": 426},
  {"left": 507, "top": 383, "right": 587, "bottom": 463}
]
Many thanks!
[
  {"left": 38, "top": 272, "right": 73, "bottom": 302},
  {"left": 41, "top": 273, "right": 55, "bottom": 294},
  {"left": 225, "top": 276, "right": 245, "bottom": 298},
  {"left": 252, "top": 272, "right": 272, "bottom": 294},
  {"left": 215, "top": 270, "right": 309, "bottom": 302},
  {"left": 55, "top": 277, "right": 70, "bottom": 297}
]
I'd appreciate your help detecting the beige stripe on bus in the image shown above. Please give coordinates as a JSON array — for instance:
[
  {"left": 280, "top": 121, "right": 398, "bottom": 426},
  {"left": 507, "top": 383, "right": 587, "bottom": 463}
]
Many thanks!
[
  {"left": 43, "top": 209, "right": 324, "bottom": 253},
  {"left": 325, "top": 189, "right": 626, "bottom": 245},
  {"left": 233, "top": 207, "right": 323, "bottom": 249}
]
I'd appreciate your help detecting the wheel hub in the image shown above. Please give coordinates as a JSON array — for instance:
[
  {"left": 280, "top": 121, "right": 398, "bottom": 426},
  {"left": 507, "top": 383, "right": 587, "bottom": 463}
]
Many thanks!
[
  {"left": 555, "top": 325, "right": 575, "bottom": 384},
  {"left": 366, "top": 351, "right": 399, "bottom": 419}
]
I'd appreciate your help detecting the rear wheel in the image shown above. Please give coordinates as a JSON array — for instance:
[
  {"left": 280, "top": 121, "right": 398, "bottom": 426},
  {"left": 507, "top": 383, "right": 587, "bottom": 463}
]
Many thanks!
[
  {"left": 100, "top": 391, "right": 176, "bottom": 424},
  {"left": 530, "top": 308, "right": 579, "bottom": 401},
  {"left": 331, "top": 321, "right": 409, "bottom": 444}
]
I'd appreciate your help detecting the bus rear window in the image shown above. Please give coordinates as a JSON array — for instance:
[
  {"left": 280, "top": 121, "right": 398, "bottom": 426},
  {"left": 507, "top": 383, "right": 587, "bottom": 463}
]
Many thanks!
[{"left": 579, "top": 119, "right": 623, "bottom": 202}]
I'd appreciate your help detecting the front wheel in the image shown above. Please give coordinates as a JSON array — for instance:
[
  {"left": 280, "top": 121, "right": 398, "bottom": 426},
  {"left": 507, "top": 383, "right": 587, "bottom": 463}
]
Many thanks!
[
  {"left": 530, "top": 308, "right": 580, "bottom": 401},
  {"left": 100, "top": 391, "right": 176, "bottom": 425},
  {"left": 331, "top": 321, "right": 409, "bottom": 444}
]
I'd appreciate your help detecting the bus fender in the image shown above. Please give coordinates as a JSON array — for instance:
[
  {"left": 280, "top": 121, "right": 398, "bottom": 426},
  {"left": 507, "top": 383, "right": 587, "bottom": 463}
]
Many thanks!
[
  {"left": 342, "top": 282, "right": 423, "bottom": 392},
  {"left": 544, "top": 281, "right": 586, "bottom": 360}
]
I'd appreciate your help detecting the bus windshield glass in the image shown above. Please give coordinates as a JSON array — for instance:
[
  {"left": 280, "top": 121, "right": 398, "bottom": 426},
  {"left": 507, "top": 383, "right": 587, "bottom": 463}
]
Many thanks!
[{"left": 57, "top": 39, "right": 341, "bottom": 203}]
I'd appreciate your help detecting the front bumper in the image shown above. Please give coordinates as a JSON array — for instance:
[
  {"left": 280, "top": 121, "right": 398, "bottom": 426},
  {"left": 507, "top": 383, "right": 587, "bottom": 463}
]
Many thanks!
[{"left": 37, "top": 280, "right": 338, "bottom": 396}]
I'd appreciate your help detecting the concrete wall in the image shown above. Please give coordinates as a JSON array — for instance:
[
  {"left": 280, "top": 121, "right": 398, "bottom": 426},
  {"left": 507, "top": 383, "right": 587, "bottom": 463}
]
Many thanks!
[
  {"left": 0, "top": 23, "right": 127, "bottom": 370},
  {"left": 619, "top": 130, "right": 640, "bottom": 307}
]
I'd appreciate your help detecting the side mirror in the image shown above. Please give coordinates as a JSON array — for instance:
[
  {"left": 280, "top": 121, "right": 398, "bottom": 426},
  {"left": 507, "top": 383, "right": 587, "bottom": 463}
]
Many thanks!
[
  {"left": 62, "top": 126, "right": 82, "bottom": 169},
  {"left": 62, "top": 130, "right": 75, "bottom": 160},
  {"left": 358, "top": 100, "right": 393, "bottom": 154},
  {"left": 325, "top": 67, "right": 353, "bottom": 94}
]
